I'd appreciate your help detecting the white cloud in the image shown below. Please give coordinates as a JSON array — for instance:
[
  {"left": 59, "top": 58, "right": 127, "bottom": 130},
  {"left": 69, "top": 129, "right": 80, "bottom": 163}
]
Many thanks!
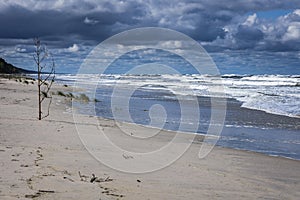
[
  {"left": 292, "top": 9, "right": 300, "bottom": 17},
  {"left": 117, "top": 44, "right": 124, "bottom": 49},
  {"left": 206, "top": 9, "right": 300, "bottom": 51},
  {"left": 103, "top": 51, "right": 116, "bottom": 57},
  {"left": 282, "top": 22, "right": 300, "bottom": 41},
  {"left": 242, "top": 13, "right": 257, "bottom": 26},
  {"left": 158, "top": 18, "right": 170, "bottom": 26},
  {"left": 159, "top": 40, "right": 182, "bottom": 49},
  {"left": 83, "top": 17, "right": 99, "bottom": 25},
  {"left": 142, "top": 49, "right": 156, "bottom": 55},
  {"left": 271, "top": 10, "right": 300, "bottom": 43},
  {"left": 68, "top": 44, "right": 80, "bottom": 52},
  {"left": 15, "top": 47, "right": 26, "bottom": 53},
  {"left": 0, "top": 0, "right": 137, "bottom": 13}
]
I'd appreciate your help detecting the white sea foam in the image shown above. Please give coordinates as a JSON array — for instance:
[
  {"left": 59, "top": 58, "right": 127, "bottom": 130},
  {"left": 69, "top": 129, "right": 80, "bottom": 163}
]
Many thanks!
[{"left": 56, "top": 74, "right": 300, "bottom": 118}]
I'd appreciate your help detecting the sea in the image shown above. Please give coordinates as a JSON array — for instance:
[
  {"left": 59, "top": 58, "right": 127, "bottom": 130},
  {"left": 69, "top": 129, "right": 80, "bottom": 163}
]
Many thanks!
[{"left": 52, "top": 50, "right": 300, "bottom": 160}]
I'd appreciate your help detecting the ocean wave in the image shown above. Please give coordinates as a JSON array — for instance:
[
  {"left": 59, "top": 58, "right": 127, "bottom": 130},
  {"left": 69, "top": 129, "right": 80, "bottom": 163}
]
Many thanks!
[{"left": 56, "top": 73, "right": 300, "bottom": 118}]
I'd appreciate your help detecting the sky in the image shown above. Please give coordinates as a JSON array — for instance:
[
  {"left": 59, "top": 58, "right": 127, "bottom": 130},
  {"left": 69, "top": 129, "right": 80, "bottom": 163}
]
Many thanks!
[{"left": 0, "top": 0, "right": 299, "bottom": 74}]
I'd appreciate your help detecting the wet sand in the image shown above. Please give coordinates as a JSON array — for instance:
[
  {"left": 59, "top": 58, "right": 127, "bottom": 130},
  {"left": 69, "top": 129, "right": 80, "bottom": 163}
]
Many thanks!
[{"left": 0, "top": 77, "right": 299, "bottom": 199}]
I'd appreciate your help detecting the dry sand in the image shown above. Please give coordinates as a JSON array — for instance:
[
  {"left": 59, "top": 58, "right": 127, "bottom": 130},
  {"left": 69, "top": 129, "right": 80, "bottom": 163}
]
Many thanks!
[{"left": 0, "top": 77, "right": 299, "bottom": 200}]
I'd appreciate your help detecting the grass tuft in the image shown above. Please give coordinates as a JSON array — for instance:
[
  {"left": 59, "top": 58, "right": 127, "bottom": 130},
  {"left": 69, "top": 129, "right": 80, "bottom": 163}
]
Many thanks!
[
  {"left": 94, "top": 98, "right": 100, "bottom": 102},
  {"left": 57, "top": 91, "right": 66, "bottom": 97},
  {"left": 77, "top": 93, "right": 90, "bottom": 102}
]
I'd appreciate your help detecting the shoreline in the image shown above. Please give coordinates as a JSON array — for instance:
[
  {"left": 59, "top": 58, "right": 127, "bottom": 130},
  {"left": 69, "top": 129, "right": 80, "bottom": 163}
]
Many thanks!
[
  {"left": 80, "top": 113, "right": 300, "bottom": 162},
  {"left": 53, "top": 73, "right": 300, "bottom": 119},
  {"left": 0, "top": 77, "right": 299, "bottom": 199},
  {"left": 72, "top": 87, "right": 300, "bottom": 160}
]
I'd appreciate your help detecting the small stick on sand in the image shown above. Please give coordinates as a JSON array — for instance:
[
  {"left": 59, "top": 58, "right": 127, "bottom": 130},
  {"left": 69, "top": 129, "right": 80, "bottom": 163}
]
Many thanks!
[{"left": 38, "top": 190, "right": 55, "bottom": 193}]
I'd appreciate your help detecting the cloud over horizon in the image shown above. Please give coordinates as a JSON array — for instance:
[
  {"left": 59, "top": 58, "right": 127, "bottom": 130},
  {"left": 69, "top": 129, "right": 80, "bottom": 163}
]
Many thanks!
[
  {"left": 0, "top": 0, "right": 299, "bottom": 72},
  {"left": 1, "top": 0, "right": 300, "bottom": 49}
]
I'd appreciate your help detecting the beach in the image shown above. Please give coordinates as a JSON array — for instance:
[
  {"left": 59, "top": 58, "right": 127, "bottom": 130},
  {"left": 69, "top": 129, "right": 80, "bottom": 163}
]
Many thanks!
[{"left": 0, "top": 77, "right": 299, "bottom": 200}]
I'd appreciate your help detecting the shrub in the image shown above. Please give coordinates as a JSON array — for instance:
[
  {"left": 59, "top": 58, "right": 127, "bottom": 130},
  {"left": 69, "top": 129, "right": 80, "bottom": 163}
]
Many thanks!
[{"left": 78, "top": 93, "right": 90, "bottom": 102}]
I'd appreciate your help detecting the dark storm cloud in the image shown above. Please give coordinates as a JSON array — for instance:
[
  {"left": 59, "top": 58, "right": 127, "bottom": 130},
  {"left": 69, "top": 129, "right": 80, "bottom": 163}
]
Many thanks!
[
  {"left": 0, "top": 5, "right": 144, "bottom": 41},
  {"left": 0, "top": 6, "right": 71, "bottom": 39},
  {"left": 1, "top": 0, "right": 300, "bottom": 54},
  {"left": 234, "top": 25, "right": 264, "bottom": 49}
]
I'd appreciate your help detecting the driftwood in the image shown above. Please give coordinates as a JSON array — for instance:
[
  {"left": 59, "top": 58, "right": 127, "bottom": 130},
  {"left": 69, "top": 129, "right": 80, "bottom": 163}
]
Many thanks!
[
  {"left": 78, "top": 171, "right": 113, "bottom": 183},
  {"left": 38, "top": 190, "right": 55, "bottom": 193},
  {"left": 90, "top": 173, "right": 113, "bottom": 183}
]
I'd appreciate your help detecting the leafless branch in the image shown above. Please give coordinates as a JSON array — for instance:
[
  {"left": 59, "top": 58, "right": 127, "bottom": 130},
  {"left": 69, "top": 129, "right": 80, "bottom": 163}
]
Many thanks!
[{"left": 34, "top": 38, "right": 55, "bottom": 120}]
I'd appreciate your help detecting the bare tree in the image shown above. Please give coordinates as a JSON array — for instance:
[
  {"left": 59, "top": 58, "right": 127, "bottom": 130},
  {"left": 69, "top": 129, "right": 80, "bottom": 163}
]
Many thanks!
[{"left": 33, "top": 38, "right": 55, "bottom": 120}]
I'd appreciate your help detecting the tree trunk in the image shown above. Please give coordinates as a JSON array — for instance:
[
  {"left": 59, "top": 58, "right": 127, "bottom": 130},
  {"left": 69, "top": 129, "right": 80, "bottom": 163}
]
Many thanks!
[
  {"left": 38, "top": 71, "right": 41, "bottom": 120},
  {"left": 34, "top": 38, "right": 55, "bottom": 120}
]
